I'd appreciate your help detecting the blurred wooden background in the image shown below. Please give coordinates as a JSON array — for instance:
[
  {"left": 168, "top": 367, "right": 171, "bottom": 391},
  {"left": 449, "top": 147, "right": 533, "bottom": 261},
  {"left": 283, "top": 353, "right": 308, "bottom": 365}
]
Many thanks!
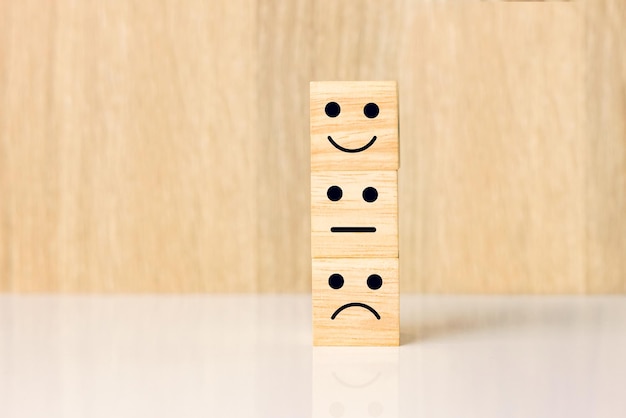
[{"left": 0, "top": 1, "right": 624, "bottom": 293}]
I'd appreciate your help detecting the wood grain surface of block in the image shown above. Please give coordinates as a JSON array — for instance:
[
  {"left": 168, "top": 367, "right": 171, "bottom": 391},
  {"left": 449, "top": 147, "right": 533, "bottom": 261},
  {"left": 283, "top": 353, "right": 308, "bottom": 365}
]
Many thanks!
[
  {"left": 311, "top": 171, "right": 398, "bottom": 259},
  {"left": 310, "top": 81, "right": 398, "bottom": 171},
  {"left": 313, "top": 258, "right": 399, "bottom": 346}
]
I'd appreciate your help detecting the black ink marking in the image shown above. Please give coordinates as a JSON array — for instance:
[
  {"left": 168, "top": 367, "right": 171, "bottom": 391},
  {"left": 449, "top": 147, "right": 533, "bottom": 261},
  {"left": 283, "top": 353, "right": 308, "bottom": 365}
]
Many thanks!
[
  {"left": 325, "top": 102, "right": 341, "bottom": 118},
  {"left": 363, "top": 102, "right": 379, "bottom": 118},
  {"left": 330, "top": 227, "right": 376, "bottom": 233},
  {"left": 327, "top": 135, "right": 377, "bottom": 153},
  {"left": 326, "top": 185, "right": 343, "bottom": 201},
  {"left": 362, "top": 187, "right": 378, "bottom": 202},
  {"left": 367, "top": 274, "right": 383, "bottom": 290},
  {"left": 328, "top": 273, "right": 344, "bottom": 289},
  {"left": 331, "top": 303, "right": 381, "bottom": 320}
]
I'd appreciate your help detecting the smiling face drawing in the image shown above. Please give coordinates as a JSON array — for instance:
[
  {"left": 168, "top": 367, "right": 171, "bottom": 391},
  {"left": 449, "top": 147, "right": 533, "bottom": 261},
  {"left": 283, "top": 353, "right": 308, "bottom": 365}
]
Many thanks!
[
  {"left": 324, "top": 101, "right": 380, "bottom": 153},
  {"left": 310, "top": 81, "right": 398, "bottom": 171},
  {"left": 312, "top": 258, "right": 399, "bottom": 346}
]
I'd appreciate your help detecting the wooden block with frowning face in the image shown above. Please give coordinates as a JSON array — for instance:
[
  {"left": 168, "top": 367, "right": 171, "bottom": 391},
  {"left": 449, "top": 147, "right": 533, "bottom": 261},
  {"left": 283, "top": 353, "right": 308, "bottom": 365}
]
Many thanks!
[
  {"left": 313, "top": 258, "right": 399, "bottom": 346},
  {"left": 310, "top": 81, "right": 398, "bottom": 171},
  {"left": 311, "top": 171, "right": 398, "bottom": 258}
]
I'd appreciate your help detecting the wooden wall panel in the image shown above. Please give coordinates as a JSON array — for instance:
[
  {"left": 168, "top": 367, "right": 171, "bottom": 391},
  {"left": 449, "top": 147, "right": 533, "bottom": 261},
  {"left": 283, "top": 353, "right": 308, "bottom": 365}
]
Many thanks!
[
  {"left": 0, "top": 1, "right": 624, "bottom": 293},
  {"left": 0, "top": 0, "right": 258, "bottom": 291},
  {"left": 256, "top": 0, "right": 312, "bottom": 292},
  {"left": 399, "top": 3, "right": 585, "bottom": 293},
  {"left": 1, "top": 0, "right": 61, "bottom": 290},
  {"left": 585, "top": 0, "right": 626, "bottom": 293}
]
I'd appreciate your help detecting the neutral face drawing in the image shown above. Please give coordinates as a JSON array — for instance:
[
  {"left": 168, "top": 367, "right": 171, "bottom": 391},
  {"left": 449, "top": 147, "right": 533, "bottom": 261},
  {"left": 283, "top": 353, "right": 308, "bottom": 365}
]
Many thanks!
[
  {"left": 310, "top": 81, "right": 398, "bottom": 171},
  {"left": 311, "top": 171, "right": 398, "bottom": 259},
  {"left": 326, "top": 183, "right": 379, "bottom": 233}
]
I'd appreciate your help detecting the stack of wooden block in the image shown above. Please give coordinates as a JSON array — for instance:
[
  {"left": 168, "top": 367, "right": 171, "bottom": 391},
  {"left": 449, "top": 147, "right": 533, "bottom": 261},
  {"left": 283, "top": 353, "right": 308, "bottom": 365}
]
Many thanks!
[{"left": 310, "top": 81, "right": 400, "bottom": 346}]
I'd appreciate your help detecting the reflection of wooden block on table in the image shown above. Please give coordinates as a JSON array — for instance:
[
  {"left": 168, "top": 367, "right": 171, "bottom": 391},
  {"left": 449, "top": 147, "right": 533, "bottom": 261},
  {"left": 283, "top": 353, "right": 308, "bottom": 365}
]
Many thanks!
[
  {"left": 312, "top": 347, "right": 399, "bottom": 417},
  {"left": 310, "top": 81, "right": 398, "bottom": 171},
  {"left": 311, "top": 171, "right": 398, "bottom": 259},
  {"left": 313, "top": 258, "right": 399, "bottom": 346}
]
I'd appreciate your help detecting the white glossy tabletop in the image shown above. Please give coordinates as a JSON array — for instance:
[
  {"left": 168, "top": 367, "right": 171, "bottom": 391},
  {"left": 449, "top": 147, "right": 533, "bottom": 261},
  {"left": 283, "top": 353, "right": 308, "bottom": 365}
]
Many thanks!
[{"left": 1, "top": 295, "right": 625, "bottom": 417}]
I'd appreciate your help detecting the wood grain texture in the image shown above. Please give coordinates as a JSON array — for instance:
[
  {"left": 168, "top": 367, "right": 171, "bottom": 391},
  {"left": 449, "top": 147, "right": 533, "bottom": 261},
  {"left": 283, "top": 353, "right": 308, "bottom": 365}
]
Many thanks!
[
  {"left": 400, "top": 3, "right": 586, "bottom": 293},
  {"left": 584, "top": 0, "right": 626, "bottom": 293},
  {"left": 310, "top": 81, "right": 398, "bottom": 170},
  {"left": 311, "top": 171, "right": 398, "bottom": 258},
  {"left": 0, "top": 0, "right": 258, "bottom": 291},
  {"left": 256, "top": 0, "right": 312, "bottom": 292},
  {"left": 0, "top": 1, "right": 624, "bottom": 293},
  {"left": 312, "top": 258, "right": 399, "bottom": 346}
]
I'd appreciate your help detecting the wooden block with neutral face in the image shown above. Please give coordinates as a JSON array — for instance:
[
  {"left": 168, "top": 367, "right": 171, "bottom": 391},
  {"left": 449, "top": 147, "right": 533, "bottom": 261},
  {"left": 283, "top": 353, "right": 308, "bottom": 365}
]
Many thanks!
[
  {"left": 311, "top": 171, "right": 398, "bottom": 258},
  {"left": 313, "top": 258, "right": 399, "bottom": 346},
  {"left": 310, "top": 81, "right": 398, "bottom": 171}
]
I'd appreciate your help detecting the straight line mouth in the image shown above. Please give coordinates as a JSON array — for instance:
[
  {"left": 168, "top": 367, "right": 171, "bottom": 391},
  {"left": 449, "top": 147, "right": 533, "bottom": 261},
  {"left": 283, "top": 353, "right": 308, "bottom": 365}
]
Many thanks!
[{"left": 330, "top": 227, "right": 376, "bottom": 233}]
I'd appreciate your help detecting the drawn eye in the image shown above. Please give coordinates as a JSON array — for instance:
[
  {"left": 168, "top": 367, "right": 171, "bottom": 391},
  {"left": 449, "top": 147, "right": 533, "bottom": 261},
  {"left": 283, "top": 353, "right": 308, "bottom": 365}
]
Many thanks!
[
  {"left": 329, "top": 273, "right": 344, "bottom": 289},
  {"left": 362, "top": 187, "right": 378, "bottom": 202},
  {"left": 363, "top": 102, "right": 379, "bottom": 118},
  {"left": 327, "top": 185, "right": 343, "bottom": 201},
  {"left": 367, "top": 274, "right": 382, "bottom": 290},
  {"left": 325, "top": 102, "right": 341, "bottom": 118}
]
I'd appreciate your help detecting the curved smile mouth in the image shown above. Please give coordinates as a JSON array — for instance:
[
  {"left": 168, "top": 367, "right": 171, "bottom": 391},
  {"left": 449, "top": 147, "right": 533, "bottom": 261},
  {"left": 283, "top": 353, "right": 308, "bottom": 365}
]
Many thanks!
[
  {"left": 327, "top": 135, "right": 377, "bottom": 153},
  {"left": 331, "top": 303, "right": 381, "bottom": 320},
  {"left": 332, "top": 371, "right": 381, "bottom": 388}
]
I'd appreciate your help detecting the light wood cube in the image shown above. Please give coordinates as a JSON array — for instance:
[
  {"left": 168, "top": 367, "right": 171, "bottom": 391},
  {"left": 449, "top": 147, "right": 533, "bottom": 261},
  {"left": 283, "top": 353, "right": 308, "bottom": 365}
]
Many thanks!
[
  {"left": 310, "top": 81, "right": 398, "bottom": 171},
  {"left": 312, "top": 258, "right": 399, "bottom": 346},
  {"left": 311, "top": 171, "right": 398, "bottom": 258}
]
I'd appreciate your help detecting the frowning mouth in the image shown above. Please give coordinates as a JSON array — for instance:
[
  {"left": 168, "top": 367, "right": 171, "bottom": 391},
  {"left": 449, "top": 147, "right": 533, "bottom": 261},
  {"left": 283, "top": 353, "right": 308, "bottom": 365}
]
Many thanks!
[
  {"left": 331, "top": 303, "right": 380, "bottom": 320},
  {"left": 327, "top": 135, "right": 377, "bottom": 153}
]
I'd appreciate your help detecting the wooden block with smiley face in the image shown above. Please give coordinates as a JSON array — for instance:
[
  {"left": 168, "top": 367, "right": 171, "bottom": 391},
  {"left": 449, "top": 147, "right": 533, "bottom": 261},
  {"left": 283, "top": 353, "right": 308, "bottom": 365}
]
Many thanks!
[
  {"left": 311, "top": 171, "right": 398, "bottom": 258},
  {"left": 310, "top": 81, "right": 398, "bottom": 171},
  {"left": 313, "top": 258, "right": 399, "bottom": 346}
]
